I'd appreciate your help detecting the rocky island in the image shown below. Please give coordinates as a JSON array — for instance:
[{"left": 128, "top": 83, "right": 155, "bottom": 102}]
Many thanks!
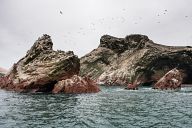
[
  {"left": 0, "top": 34, "right": 192, "bottom": 92},
  {"left": 0, "top": 34, "right": 100, "bottom": 93},
  {"left": 80, "top": 34, "right": 192, "bottom": 89}
]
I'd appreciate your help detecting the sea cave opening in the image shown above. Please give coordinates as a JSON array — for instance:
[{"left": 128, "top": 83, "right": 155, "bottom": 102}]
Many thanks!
[{"left": 141, "top": 57, "right": 192, "bottom": 86}]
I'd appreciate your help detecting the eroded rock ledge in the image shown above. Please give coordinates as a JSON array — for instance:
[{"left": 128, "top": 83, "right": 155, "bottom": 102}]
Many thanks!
[
  {"left": 80, "top": 34, "right": 192, "bottom": 86},
  {"left": 0, "top": 34, "right": 100, "bottom": 93}
]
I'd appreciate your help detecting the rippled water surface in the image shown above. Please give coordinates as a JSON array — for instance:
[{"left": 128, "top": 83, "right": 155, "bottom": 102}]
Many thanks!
[{"left": 0, "top": 86, "right": 192, "bottom": 128}]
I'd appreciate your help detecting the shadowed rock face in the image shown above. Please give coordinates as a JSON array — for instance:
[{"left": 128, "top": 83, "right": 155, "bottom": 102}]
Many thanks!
[
  {"left": 52, "top": 75, "right": 100, "bottom": 94},
  {"left": 80, "top": 34, "right": 192, "bottom": 86},
  {"left": 153, "top": 68, "right": 183, "bottom": 90},
  {"left": 0, "top": 34, "right": 80, "bottom": 92}
]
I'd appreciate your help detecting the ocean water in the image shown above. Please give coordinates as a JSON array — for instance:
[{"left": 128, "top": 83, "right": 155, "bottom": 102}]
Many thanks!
[{"left": 0, "top": 86, "right": 192, "bottom": 128}]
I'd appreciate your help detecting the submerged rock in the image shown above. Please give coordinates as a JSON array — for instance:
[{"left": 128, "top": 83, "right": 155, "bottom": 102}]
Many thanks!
[
  {"left": 52, "top": 75, "right": 100, "bottom": 94},
  {"left": 80, "top": 34, "right": 192, "bottom": 86},
  {"left": 153, "top": 68, "right": 183, "bottom": 90},
  {"left": 0, "top": 34, "right": 80, "bottom": 92},
  {"left": 125, "top": 83, "right": 138, "bottom": 90}
]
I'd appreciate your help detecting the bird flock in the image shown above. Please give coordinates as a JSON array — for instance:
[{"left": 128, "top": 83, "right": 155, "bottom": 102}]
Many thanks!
[{"left": 58, "top": 8, "right": 191, "bottom": 46}]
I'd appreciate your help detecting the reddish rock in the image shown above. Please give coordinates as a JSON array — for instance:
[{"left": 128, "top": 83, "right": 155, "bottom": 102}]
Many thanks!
[
  {"left": 125, "top": 83, "right": 138, "bottom": 90},
  {"left": 52, "top": 75, "right": 100, "bottom": 94},
  {"left": 0, "top": 34, "right": 80, "bottom": 92},
  {"left": 153, "top": 68, "right": 183, "bottom": 90}
]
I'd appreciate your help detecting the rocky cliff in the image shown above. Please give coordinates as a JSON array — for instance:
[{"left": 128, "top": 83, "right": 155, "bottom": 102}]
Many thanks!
[
  {"left": 80, "top": 34, "right": 192, "bottom": 86},
  {"left": 0, "top": 34, "right": 80, "bottom": 92}
]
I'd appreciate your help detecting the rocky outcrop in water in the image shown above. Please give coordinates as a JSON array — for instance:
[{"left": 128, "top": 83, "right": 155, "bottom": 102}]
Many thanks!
[
  {"left": 153, "top": 68, "right": 183, "bottom": 90},
  {"left": 52, "top": 75, "right": 100, "bottom": 93},
  {"left": 0, "top": 34, "right": 81, "bottom": 92},
  {"left": 125, "top": 83, "right": 138, "bottom": 90},
  {"left": 80, "top": 34, "right": 192, "bottom": 86}
]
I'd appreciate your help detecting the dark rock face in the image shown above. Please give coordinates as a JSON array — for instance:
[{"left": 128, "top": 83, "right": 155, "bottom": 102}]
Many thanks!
[
  {"left": 52, "top": 75, "right": 100, "bottom": 94},
  {"left": 99, "top": 34, "right": 148, "bottom": 53},
  {"left": 0, "top": 34, "right": 80, "bottom": 92},
  {"left": 153, "top": 68, "right": 183, "bottom": 90},
  {"left": 80, "top": 34, "right": 192, "bottom": 86}
]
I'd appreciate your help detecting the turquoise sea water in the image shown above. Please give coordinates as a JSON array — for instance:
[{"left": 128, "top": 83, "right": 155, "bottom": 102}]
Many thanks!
[{"left": 0, "top": 86, "right": 192, "bottom": 128}]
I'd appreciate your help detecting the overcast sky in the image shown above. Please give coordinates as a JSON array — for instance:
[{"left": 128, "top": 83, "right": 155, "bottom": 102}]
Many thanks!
[{"left": 0, "top": 0, "right": 192, "bottom": 69}]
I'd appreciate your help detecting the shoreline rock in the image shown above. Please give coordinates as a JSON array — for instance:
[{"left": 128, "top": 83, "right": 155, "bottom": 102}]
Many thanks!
[
  {"left": 153, "top": 68, "right": 183, "bottom": 90},
  {"left": 52, "top": 75, "right": 100, "bottom": 94},
  {"left": 125, "top": 83, "right": 138, "bottom": 90}
]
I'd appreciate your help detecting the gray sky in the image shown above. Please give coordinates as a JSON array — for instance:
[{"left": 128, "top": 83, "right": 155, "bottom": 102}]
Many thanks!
[{"left": 0, "top": 0, "right": 192, "bottom": 69}]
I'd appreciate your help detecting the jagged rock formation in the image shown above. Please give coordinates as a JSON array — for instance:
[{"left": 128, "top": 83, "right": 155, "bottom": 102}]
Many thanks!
[
  {"left": 0, "top": 34, "right": 80, "bottom": 92},
  {"left": 52, "top": 75, "right": 100, "bottom": 94},
  {"left": 153, "top": 68, "right": 183, "bottom": 90},
  {"left": 80, "top": 34, "right": 192, "bottom": 86}
]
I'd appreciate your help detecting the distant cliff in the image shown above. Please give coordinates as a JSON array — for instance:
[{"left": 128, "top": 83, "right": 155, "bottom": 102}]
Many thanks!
[
  {"left": 80, "top": 34, "right": 192, "bottom": 86},
  {"left": 0, "top": 67, "right": 7, "bottom": 77}
]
